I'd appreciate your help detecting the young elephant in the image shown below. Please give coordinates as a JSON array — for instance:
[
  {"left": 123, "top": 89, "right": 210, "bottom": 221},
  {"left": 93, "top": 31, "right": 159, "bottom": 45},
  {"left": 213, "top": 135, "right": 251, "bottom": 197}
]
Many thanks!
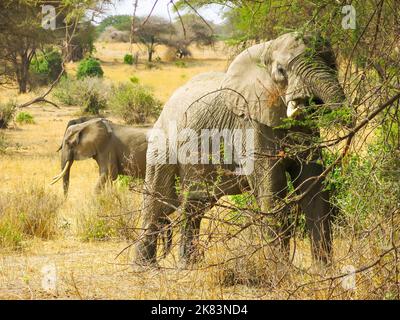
[{"left": 51, "top": 118, "right": 148, "bottom": 196}]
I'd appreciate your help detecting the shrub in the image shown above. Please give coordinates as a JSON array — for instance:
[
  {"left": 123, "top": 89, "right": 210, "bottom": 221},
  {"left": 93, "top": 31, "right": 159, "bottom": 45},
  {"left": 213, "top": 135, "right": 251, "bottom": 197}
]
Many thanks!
[
  {"left": 52, "top": 76, "right": 81, "bottom": 106},
  {"left": 79, "top": 77, "right": 109, "bottom": 114},
  {"left": 52, "top": 77, "right": 110, "bottom": 114},
  {"left": 324, "top": 107, "right": 400, "bottom": 233},
  {"left": 76, "top": 57, "right": 103, "bottom": 79},
  {"left": 78, "top": 186, "right": 140, "bottom": 241},
  {"left": 30, "top": 49, "right": 63, "bottom": 85},
  {"left": 116, "top": 174, "right": 134, "bottom": 188},
  {"left": 15, "top": 112, "right": 35, "bottom": 125},
  {"left": 123, "top": 53, "right": 133, "bottom": 65},
  {"left": 228, "top": 192, "right": 257, "bottom": 224},
  {"left": 175, "top": 60, "right": 187, "bottom": 68},
  {"left": 0, "top": 100, "right": 16, "bottom": 129},
  {"left": 109, "top": 83, "right": 161, "bottom": 124},
  {"left": 0, "top": 185, "right": 62, "bottom": 250},
  {"left": 129, "top": 75, "right": 140, "bottom": 84}
]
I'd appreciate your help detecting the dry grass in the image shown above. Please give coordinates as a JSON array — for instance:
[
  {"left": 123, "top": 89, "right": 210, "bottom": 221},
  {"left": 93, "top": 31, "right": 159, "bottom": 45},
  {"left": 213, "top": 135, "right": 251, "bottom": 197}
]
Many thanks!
[
  {"left": 66, "top": 42, "right": 229, "bottom": 103},
  {"left": 0, "top": 184, "right": 62, "bottom": 250},
  {"left": 0, "top": 43, "right": 238, "bottom": 299},
  {"left": 0, "top": 42, "right": 397, "bottom": 300},
  {"left": 77, "top": 185, "right": 141, "bottom": 242}
]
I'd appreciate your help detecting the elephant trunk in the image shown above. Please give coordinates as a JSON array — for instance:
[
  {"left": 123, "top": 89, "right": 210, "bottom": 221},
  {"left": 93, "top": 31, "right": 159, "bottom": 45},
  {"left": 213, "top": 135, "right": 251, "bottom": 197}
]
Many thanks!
[
  {"left": 62, "top": 158, "right": 73, "bottom": 197},
  {"left": 291, "top": 55, "right": 346, "bottom": 108}
]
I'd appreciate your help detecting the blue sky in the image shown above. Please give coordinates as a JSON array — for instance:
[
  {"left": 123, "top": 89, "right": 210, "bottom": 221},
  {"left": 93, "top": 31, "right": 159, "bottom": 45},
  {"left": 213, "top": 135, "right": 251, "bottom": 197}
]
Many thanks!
[{"left": 104, "top": 0, "right": 227, "bottom": 24}]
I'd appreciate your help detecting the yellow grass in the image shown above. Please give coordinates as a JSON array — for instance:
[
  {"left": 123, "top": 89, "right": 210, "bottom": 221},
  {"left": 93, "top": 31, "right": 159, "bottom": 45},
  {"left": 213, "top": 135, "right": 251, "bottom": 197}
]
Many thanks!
[
  {"left": 68, "top": 42, "right": 229, "bottom": 103},
  {"left": 0, "top": 42, "right": 393, "bottom": 300},
  {"left": 0, "top": 43, "right": 245, "bottom": 299}
]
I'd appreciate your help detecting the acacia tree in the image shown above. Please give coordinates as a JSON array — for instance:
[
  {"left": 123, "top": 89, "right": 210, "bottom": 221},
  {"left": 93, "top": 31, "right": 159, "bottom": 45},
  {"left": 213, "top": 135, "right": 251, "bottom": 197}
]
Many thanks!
[
  {"left": 134, "top": 16, "right": 175, "bottom": 62},
  {"left": 0, "top": 0, "right": 111, "bottom": 93},
  {"left": 167, "top": 13, "right": 216, "bottom": 58},
  {"left": 0, "top": 1, "right": 59, "bottom": 93},
  {"left": 63, "top": 21, "right": 97, "bottom": 62}
]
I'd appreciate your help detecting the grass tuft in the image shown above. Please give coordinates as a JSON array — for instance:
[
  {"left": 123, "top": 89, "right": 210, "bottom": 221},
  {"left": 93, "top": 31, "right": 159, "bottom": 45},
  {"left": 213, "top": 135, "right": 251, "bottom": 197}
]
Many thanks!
[
  {"left": 77, "top": 185, "right": 140, "bottom": 242},
  {"left": 15, "top": 111, "right": 35, "bottom": 125},
  {"left": 0, "top": 184, "right": 62, "bottom": 250}
]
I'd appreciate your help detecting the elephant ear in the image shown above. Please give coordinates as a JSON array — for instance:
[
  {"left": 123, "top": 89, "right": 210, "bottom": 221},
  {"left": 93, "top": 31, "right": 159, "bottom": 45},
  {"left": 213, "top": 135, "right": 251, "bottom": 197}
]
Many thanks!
[
  {"left": 63, "top": 118, "right": 112, "bottom": 160},
  {"left": 220, "top": 42, "right": 287, "bottom": 127}
]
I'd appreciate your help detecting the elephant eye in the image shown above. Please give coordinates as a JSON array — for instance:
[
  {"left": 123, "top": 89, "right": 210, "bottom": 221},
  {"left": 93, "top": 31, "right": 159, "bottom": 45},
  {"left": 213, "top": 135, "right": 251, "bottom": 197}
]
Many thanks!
[{"left": 277, "top": 64, "right": 287, "bottom": 78}]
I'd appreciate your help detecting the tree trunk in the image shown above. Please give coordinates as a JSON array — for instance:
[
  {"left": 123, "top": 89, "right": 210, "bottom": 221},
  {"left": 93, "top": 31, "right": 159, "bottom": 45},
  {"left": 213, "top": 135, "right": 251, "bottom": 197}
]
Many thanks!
[
  {"left": 148, "top": 37, "right": 155, "bottom": 62},
  {"left": 129, "top": 0, "right": 139, "bottom": 54},
  {"left": 17, "top": 53, "right": 30, "bottom": 93},
  {"left": 17, "top": 76, "right": 27, "bottom": 93}
]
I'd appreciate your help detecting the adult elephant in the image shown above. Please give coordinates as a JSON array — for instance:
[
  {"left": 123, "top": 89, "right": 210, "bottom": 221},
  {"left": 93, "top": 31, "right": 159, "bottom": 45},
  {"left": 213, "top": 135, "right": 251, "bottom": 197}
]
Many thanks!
[
  {"left": 135, "top": 33, "right": 346, "bottom": 267},
  {"left": 51, "top": 118, "right": 148, "bottom": 196}
]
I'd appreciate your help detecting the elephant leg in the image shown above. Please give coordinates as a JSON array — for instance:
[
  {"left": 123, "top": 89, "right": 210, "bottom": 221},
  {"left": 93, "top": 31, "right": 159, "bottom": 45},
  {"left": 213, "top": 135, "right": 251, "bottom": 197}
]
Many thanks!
[
  {"left": 94, "top": 173, "right": 108, "bottom": 193},
  {"left": 134, "top": 164, "right": 178, "bottom": 266},
  {"left": 250, "top": 158, "right": 291, "bottom": 257},
  {"left": 94, "top": 165, "right": 117, "bottom": 193},
  {"left": 179, "top": 200, "right": 213, "bottom": 267},
  {"left": 288, "top": 161, "right": 332, "bottom": 264}
]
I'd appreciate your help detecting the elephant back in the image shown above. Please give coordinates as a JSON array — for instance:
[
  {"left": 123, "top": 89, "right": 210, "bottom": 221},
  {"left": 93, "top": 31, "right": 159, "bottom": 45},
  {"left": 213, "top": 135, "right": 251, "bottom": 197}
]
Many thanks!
[{"left": 155, "top": 71, "right": 225, "bottom": 135}]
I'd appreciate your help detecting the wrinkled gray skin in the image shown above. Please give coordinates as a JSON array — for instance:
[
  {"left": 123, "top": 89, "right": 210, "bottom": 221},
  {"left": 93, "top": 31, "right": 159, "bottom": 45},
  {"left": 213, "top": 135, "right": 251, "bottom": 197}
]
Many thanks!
[
  {"left": 135, "top": 33, "right": 346, "bottom": 267},
  {"left": 56, "top": 116, "right": 96, "bottom": 152},
  {"left": 55, "top": 118, "right": 148, "bottom": 196}
]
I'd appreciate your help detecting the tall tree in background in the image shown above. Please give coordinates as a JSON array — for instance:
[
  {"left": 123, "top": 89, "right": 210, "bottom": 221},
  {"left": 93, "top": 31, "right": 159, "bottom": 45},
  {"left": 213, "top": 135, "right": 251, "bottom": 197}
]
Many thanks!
[
  {"left": 130, "top": 0, "right": 139, "bottom": 54},
  {"left": 0, "top": 0, "right": 112, "bottom": 92},
  {"left": 63, "top": 21, "right": 97, "bottom": 62},
  {"left": 0, "top": 1, "right": 59, "bottom": 93},
  {"left": 167, "top": 13, "right": 216, "bottom": 58},
  {"left": 134, "top": 16, "right": 175, "bottom": 62}
]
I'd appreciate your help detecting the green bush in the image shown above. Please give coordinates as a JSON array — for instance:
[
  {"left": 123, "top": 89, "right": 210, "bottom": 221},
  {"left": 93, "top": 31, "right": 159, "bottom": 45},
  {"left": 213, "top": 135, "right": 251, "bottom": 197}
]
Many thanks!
[
  {"left": 129, "top": 75, "right": 140, "bottom": 84},
  {"left": 175, "top": 60, "right": 187, "bottom": 68},
  {"left": 116, "top": 175, "right": 135, "bottom": 188},
  {"left": 228, "top": 192, "right": 258, "bottom": 224},
  {"left": 109, "top": 83, "right": 161, "bottom": 124},
  {"left": 15, "top": 112, "right": 35, "bottom": 125},
  {"left": 30, "top": 49, "right": 63, "bottom": 86},
  {"left": 0, "top": 100, "right": 16, "bottom": 129},
  {"left": 76, "top": 57, "right": 104, "bottom": 79},
  {"left": 123, "top": 53, "right": 134, "bottom": 65},
  {"left": 325, "top": 128, "right": 400, "bottom": 232}
]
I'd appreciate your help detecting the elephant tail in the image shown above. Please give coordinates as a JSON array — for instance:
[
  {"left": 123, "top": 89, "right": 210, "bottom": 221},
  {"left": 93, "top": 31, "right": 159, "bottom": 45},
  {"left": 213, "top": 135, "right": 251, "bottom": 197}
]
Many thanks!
[{"left": 160, "top": 216, "right": 173, "bottom": 258}]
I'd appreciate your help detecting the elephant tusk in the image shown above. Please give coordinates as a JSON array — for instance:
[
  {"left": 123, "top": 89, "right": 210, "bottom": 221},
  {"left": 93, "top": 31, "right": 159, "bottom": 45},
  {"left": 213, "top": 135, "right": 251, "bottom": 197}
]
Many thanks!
[
  {"left": 287, "top": 101, "right": 301, "bottom": 118},
  {"left": 50, "top": 161, "right": 70, "bottom": 185}
]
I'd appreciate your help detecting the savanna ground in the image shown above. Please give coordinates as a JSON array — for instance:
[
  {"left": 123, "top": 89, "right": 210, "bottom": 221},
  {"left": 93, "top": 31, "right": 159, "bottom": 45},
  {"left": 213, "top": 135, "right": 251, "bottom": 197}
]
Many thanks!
[
  {"left": 0, "top": 43, "right": 250, "bottom": 300},
  {"left": 0, "top": 42, "right": 398, "bottom": 300}
]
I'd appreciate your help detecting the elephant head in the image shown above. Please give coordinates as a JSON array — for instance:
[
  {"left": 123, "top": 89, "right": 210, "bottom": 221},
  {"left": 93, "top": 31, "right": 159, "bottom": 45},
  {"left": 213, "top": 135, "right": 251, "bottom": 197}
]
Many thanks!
[
  {"left": 221, "top": 32, "right": 346, "bottom": 126},
  {"left": 51, "top": 118, "right": 112, "bottom": 196}
]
